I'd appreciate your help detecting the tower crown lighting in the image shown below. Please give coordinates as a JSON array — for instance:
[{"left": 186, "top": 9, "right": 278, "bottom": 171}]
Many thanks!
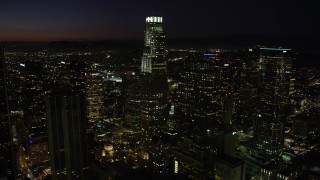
[{"left": 146, "top": 16, "right": 163, "bottom": 23}]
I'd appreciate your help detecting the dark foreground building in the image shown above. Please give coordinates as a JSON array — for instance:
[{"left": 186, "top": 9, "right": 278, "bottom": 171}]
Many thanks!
[
  {"left": 0, "top": 43, "right": 15, "bottom": 179},
  {"left": 46, "top": 90, "right": 89, "bottom": 179}
]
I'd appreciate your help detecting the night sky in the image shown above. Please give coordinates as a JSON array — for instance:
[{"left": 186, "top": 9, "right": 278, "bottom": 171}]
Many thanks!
[{"left": 0, "top": 0, "right": 319, "bottom": 41}]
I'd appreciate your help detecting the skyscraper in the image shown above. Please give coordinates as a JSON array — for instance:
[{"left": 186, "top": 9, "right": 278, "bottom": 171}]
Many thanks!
[
  {"left": 46, "top": 90, "right": 89, "bottom": 180},
  {"left": 141, "top": 16, "right": 165, "bottom": 74},
  {"left": 174, "top": 53, "right": 220, "bottom": 179},
  {"left": 0, "top": 43, "right": 15, "bottom": 179},
  {"left": 123, "top": 70, "right": 141, "bottom": 130},
  {"left": 255, "top": 48, "right": 292, "bottom": 156},
  {"left": 86, "top": 71, "right": 105, "bottom": 124},
  {"left": 140, "top": 16, "right": 169, "bottom": 171},
  {"left": 236, "top": 48, "right": 259, "bottom": 132}
]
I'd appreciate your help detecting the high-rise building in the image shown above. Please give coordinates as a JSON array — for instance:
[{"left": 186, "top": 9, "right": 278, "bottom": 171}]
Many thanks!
[
  {"left": 140, "top": 16, "right": 169, "bottom": 172},
  {"left": 123, "top": 70, "right": 141, "bottom": 130},
  {"left": 255, "top": 48, "right": 292, "bottom": 156},
  {"left": 46, "top": 90, "right": 89, "bottom": 180},
  {"left": 140, "top": 16, "right": 168, "bottom": 145},
  {"left": 235, "top": 48, "right": 259, "bottom": 132},
  {"left": 86, "top": 71, "right": 105, "bottom": 124},
  {"left": 174, "top": 53, "right": 221, "bottom": 179},
  {"left": 141, "top": 16, "right": 166, "bottom": 74},
  {"left": 0, "top": 43, "right": 16, "bottom": 179}
]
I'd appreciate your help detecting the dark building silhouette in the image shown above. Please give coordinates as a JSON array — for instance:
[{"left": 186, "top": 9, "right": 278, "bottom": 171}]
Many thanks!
[
  {"left": 46, "top": 90, "right": 89, "bottom": 179},
  {"left": 123, "top": 70, "right": 141, "bottom": 130},
  {"left": 0, "top": 44, "right": 16, "bottom": 179},
  {"left": 224, "top": 92, "right": 234, "bottom": 124},
  {"left": 235, "top": 48, "right": 259, "bottom": 132}
]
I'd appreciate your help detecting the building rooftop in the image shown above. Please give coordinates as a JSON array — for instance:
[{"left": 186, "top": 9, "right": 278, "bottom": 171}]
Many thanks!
[
  {"left": 216, "top": 154, "right": 244, "bottom": 168},
  {"left": 278, "top": 166, "right": 294, "bottom": 176},
  {"left": 262, "top": 161, "right": 280, "bottom": 171}
]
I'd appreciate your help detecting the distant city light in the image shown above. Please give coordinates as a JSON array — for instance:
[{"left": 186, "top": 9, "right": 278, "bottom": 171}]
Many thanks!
[
  {"left": 260, "top": 48, "right": 291, "bottom": 51},
  {"left": 204, "top": 53, "right": 219, "bottom": 56}
]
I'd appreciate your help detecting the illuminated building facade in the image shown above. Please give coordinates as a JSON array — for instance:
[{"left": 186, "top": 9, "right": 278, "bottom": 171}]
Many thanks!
[
  {"left": 46, "top": 91, "right": 89, "bottom": 180},
  {"left": 255, "top": 48, "right": 292, "bottom": 156},
  {"left": 141, "top": 16, "right": 165, "bottom": 74},
  {"left": 0, "top": 43, "right": 15, "bottom": 179},
  {"left": 86, "top": 71, "right": 105, "bottom": 124}
]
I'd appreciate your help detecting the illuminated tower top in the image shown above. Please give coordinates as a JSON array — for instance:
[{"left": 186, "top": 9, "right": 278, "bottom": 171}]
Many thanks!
[
  {"left": 146, "top": 16, "right": 163, "bottom": 23},
  {"left": 141, "top": 16, "right": 166, "bottom": 73}
]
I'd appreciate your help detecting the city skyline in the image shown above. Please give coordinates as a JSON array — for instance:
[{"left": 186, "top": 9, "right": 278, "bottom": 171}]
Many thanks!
[
  {"left": 1, "top": 0, "right": 319, "bottom": 41},
  {"left": 1, "top": 3, "right": 320, "bottom": 179}
]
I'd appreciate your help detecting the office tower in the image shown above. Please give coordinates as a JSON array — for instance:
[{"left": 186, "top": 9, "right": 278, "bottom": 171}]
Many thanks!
[
  {"left": 140, "top": 16, "right": 169, "bottom": 172},
  {"left": 0, "top": 44, "right": 15, "bottom": 179},
  {"left": 123, "top": 70, "right": 141, "bottom": 130},
  {"left": 85, "top": 71, "right": 105, "bottom": 158},
  {"left": 255, "top": 48, "right": 292, "bottom": 156},
  {"left": 235, "top": 48, "right": 259, "bottom": 132},
  {"left": 224, "top": 57, "right": 243, "bottom": 124},
  {"left": 218, "top": 58, "right": 240, "bottom": 125},
  {"left": 174, "top": 53, "right": 221, "bottom": 179},
  {"left": 140, "top": 16, "right": 168, "bottom": 145},
  {"left": 86, "top": 71, "right": 105, "bottom": 124},
  {"left": 46, "top": 90, "right": 89, "bottom": 180},
  {"left": 141, "top": 16, "right": 166, "bottom": 74}
]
